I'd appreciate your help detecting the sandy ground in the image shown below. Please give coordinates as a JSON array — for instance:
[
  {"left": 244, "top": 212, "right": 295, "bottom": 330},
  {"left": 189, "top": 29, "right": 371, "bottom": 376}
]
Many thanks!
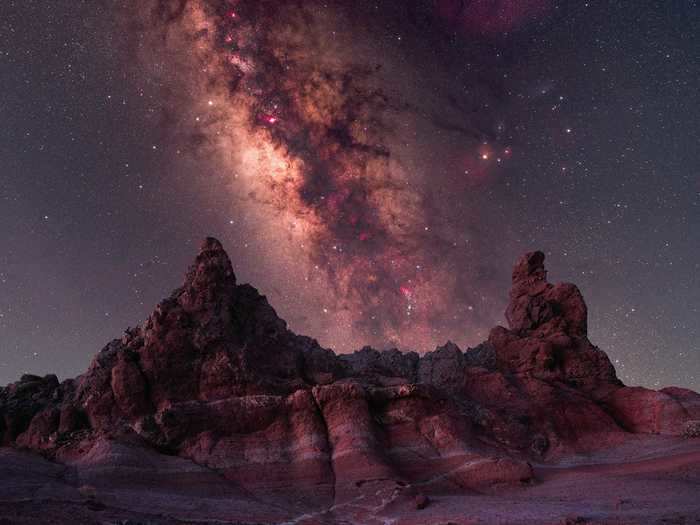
[{"left": 1, "top": 436, "right": 699, "bottom": 525}]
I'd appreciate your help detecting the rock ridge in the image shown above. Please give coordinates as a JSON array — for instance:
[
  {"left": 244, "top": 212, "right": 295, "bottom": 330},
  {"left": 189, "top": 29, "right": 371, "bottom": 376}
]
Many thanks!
[{"left": 1, "top": 238, "right": 699, "bottom": 516}]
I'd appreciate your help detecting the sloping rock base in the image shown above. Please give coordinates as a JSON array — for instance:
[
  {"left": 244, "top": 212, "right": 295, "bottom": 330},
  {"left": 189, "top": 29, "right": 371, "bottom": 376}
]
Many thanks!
[{"left": 2, "top": 239, "right": 699, "bottom": 524}]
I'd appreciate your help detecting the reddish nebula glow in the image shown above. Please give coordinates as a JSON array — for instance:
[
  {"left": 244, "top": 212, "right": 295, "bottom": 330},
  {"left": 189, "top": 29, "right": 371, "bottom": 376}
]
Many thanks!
[
  {"left": 437, "top": 0, "right": 552, "bottom": 35},
  {"left": 399, "top": 286, "right": 413, "bottom": 299},
  {"left": 126, "top": 0, "right": 511, "bottom": 352}
]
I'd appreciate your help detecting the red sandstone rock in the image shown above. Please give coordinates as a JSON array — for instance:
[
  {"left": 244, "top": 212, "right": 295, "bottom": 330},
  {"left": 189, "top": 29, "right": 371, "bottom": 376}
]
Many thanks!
[
  {"left": 1, "top": 239, "right": 698, "bottom": 523},
  {"left": 449, "top": 457, "right": 534, "bottom": 489},
  {"left": 605, "top": 386, "right": 691, "bottom": 435},
  {"left": 506, "top": 251, "right": 587, "bottom": 337}
]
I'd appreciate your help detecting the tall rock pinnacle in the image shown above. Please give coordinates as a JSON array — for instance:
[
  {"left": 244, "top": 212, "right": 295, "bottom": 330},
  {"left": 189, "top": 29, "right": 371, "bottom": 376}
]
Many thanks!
[
  {"left": 505, "top": 250, "right": 587, "bottom": 337},
  {"left": 180, "top": 237, "right": 237, "bottom": 311}
]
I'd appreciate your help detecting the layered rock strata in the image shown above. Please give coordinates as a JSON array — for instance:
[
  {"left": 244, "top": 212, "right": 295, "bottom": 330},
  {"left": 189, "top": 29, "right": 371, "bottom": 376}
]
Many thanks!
[{"left": 2, "top": 239, "right": 698, "bottom": 514}]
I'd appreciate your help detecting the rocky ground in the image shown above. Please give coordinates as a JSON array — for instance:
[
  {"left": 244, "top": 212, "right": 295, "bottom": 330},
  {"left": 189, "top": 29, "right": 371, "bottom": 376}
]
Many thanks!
[
  {"left": 1, "top": 434, "right": 698, "bottom": 524},
  {"left": 1, "top": 238, "right": 699, "bottom": 524}
]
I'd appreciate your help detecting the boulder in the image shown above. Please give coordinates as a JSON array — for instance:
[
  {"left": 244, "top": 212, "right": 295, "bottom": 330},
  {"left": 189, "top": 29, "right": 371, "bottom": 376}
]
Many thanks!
[{"left": 414, "top": 493, "right": 430, "bottom": 509}]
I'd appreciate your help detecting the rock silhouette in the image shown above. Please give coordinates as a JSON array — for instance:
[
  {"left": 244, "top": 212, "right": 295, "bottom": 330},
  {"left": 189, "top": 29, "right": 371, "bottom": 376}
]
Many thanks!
[{"left": 1, "top": 239, "right": 699, "bottom": 524}]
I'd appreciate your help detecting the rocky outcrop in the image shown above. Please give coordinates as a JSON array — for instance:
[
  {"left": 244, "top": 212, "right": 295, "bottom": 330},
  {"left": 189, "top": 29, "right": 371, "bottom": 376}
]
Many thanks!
[
  {"left": 605, "top": 386, "right": 699, "bottom": 435},
  {"left": 1, "top": 239, "right": 698, "bottom": 516}
]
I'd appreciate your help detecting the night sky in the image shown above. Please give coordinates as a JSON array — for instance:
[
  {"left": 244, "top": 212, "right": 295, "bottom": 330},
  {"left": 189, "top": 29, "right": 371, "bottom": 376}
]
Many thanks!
[{"left": 1, "top": 1, "right": 698, "bottom": 390}]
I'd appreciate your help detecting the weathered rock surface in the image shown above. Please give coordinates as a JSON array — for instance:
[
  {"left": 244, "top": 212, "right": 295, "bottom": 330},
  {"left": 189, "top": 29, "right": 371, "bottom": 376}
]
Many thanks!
[{"left": 1, "top": 240, "right": 698, "bottom": 524}]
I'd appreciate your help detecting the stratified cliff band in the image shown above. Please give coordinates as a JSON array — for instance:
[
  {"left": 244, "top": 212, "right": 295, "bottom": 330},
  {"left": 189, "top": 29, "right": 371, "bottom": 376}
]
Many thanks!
[{"left": 1, "top": 238, "right": 699, "bottom": 522}]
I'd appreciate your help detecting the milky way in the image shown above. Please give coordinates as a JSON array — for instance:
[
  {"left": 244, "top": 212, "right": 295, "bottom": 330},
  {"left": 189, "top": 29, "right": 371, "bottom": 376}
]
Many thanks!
[
  {"left": 125, "top": 0, "right": 518, "bottom": 351},
  {"left": 4, "top": 0, "right": 698, "bottom": 389}
]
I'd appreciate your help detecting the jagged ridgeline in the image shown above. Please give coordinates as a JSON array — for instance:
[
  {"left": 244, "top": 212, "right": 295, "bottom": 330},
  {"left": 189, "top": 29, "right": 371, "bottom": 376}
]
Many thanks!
[{"left": 2, "top": 238, "right": 699, "bottom": 512}]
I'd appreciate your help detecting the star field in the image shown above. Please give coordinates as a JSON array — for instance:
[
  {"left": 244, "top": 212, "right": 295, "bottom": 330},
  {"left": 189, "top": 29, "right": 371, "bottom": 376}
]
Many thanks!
[{"left": 0, "top": 0, "right": 698, "bottom": 390}]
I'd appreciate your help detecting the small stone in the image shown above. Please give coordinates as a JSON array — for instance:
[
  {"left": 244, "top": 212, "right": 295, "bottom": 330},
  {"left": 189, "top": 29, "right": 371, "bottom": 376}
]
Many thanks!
[{"left": 415, "top": 493, "right": 430, "bottom": 510}]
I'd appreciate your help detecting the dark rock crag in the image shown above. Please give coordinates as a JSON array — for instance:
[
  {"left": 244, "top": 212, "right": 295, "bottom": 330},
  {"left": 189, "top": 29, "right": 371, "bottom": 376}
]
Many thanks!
[{"left": 1, "top": 240, "right": 699, "bottom": 515}]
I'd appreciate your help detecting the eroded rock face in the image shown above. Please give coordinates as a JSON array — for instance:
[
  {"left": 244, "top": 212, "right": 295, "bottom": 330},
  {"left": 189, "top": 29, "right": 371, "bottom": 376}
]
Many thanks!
[
  {"left": 605, "top": 387, "right": 693, "bottom": 434},
  {"left": 506, "top": 251, "right": 587, "bottom": 337},
  {"left": 494, "top": 251, "right": 613, "bottom": 390},
  {"left": 1, "top": 239, "right": 698, "bottom": 512}
]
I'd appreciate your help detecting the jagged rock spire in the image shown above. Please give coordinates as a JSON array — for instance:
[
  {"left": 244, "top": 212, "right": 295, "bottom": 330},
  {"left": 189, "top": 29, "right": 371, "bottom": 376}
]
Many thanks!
[
  {"left": 511, "top": 250, "right": 547, "bottom": 286},
  {"left": 2, "top": 238, "right": 698, "bottom": 518},
  {"left": 181, "top": 237, "right": 236, "bottom": 310},
  {"left": 185, "top": 237, "right": 236, "bottom": 288}
]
